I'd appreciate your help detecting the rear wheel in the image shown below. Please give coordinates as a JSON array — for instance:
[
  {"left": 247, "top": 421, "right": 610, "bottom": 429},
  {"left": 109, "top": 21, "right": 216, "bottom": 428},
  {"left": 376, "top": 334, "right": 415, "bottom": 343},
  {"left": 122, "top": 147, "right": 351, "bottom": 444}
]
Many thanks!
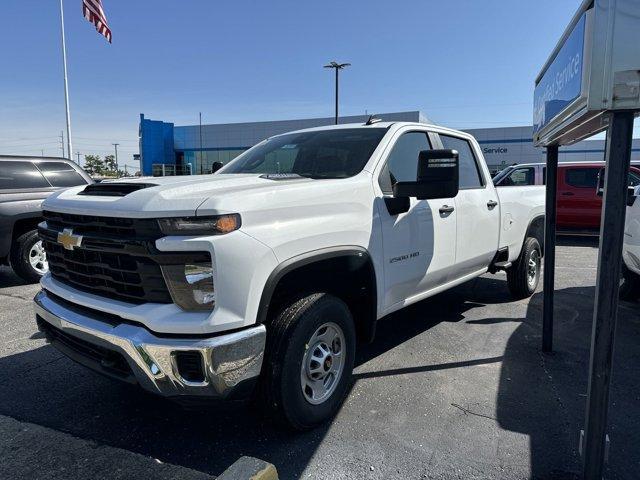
[
  {"left": 507, "top": 237, "right": 541, "bottom": 299},
  {"left": 620, "top": 264, "right": 640, "bottom": 301},
  {"left": 258, "top": 293, "right": 355, "bottom": 430},
  {"left": 10, "top": 230, "right": 48, "bottom": 283}
]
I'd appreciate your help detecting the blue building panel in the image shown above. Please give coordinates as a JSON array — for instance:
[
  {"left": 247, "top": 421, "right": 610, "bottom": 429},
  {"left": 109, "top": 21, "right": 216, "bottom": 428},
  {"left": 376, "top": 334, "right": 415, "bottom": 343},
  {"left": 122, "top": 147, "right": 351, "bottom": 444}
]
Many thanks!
[{"left": 139, "top": 114, "right": 175, "bottom": 176}]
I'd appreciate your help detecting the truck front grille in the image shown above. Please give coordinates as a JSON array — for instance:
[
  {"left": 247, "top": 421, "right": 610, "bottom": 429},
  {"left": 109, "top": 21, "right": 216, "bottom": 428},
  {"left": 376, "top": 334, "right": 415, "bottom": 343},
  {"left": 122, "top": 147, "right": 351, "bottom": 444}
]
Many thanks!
[{"left": 39, "top": 211, "right": 208, "bottom": 305}]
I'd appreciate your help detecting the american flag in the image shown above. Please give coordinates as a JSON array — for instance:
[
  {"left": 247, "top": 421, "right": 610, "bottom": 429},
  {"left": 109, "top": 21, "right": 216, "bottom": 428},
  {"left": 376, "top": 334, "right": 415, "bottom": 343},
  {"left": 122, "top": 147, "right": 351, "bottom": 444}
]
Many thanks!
[{"left": 82, "top": 0, "right": 112, "bottom": 43}]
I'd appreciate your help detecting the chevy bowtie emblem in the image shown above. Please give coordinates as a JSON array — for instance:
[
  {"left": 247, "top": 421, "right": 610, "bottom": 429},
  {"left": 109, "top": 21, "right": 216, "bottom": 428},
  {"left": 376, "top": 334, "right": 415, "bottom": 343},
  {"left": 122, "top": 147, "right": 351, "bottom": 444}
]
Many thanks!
[{"left": 57, "top": 228, "right": 83, "bottom": 251}]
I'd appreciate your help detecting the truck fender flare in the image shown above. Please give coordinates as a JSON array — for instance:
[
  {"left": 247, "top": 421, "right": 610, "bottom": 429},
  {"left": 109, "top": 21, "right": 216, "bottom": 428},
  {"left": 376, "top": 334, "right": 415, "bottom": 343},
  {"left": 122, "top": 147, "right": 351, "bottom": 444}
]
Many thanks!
[
  {"left": 525, "top": 214, "right": 546, "bottom": 254},
  {"left": 256, "top": 246, "right": 376, "bottom": 325}
]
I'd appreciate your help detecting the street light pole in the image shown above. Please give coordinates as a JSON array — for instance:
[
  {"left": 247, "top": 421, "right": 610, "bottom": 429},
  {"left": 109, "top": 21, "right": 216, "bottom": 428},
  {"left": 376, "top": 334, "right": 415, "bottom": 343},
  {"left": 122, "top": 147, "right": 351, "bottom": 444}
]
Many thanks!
[
  {"left": 112, "top": 143, "right": 119, "bottom": 176},
  {"left": 324, "top": 61, "right": 351, "bottom": 125}
]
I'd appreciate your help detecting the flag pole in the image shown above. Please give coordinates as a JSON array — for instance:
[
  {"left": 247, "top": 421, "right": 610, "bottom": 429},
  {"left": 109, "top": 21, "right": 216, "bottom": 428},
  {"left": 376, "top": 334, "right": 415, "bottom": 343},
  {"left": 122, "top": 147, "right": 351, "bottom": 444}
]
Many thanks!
[{"left": 59, "top": 0, "right": 73, "bottom": 160}]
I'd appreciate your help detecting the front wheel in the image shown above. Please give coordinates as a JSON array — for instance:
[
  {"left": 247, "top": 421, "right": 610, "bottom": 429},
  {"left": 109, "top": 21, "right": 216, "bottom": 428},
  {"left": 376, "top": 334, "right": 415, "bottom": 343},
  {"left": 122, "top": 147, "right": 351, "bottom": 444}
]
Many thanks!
[
  {"left": 258, "top": 293, "right": 356, "bottom": 430},
  {"left": 620, "top": 264, "right": 640, "bottom": 301},
  {"left": 506, "top": 237, "right": 541, "bottom": 299},
  {"left": 10, "top": 230, "right": 48, "bottom": 283}
]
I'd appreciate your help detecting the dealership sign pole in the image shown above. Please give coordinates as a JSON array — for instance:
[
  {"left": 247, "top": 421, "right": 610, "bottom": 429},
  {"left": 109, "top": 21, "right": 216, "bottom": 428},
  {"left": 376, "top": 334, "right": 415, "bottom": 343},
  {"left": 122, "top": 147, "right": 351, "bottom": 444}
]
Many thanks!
[{"left": 533, "top": 1, "right": 640, "bottom": 478}]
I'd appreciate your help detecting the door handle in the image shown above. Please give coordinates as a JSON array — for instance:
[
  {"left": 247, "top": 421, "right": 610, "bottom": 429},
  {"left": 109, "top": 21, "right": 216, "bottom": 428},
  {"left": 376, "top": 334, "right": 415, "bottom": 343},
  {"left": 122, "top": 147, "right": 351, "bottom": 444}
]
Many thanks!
[
  {"left": 487, "top": 200, "right": 498, "bottom": 209},
  {"left": 439, "top": 205, "right": 455, "bottom": 214},
  {"left": 561, "top": 192, "right": 574, "bottom": 196}
]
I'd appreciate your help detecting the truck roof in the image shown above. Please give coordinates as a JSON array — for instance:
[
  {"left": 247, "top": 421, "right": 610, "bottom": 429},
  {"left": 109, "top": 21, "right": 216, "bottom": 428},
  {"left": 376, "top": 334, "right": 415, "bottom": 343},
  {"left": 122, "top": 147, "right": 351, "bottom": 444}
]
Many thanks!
[{"left": 273, "top": 121, "right": 469, "bottom": 139}]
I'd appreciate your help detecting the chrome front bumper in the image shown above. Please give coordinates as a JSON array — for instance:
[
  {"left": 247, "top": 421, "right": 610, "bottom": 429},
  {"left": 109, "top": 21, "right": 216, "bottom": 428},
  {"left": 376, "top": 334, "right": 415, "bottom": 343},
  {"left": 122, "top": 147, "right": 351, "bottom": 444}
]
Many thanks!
[{"left": 34, "top": 290, "right": 266, "bottom": 399}]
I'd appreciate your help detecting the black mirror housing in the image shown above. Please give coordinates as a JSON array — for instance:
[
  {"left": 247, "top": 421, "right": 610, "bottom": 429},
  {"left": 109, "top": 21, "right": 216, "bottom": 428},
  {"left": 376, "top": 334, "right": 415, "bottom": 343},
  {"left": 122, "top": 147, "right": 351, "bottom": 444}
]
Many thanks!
[{"left": 392, "top": 149, "right": 459, "bottom": 200}]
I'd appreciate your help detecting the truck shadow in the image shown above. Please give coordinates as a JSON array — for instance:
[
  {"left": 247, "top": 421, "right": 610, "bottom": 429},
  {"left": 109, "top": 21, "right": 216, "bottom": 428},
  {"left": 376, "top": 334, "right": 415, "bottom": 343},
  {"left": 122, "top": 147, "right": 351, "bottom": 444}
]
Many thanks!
[
  {"left": 0, "top": 266, "right": 32, "bottom": 287},
  {"left": 1, "top": 277, "right": 636, "bottom": 479},
  {"left": 0, "top": 276, "right": 504, "bottom": 478}
]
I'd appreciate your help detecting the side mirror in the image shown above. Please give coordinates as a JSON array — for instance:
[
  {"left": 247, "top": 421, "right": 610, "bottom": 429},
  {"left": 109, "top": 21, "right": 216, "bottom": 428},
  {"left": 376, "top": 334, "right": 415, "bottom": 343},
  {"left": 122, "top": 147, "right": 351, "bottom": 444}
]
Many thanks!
[
  {"left": 392, "top": 149, "right": 459, "bottom": 200},
  {"left": 210, "top": 161, "right": 224, "bottom": 173},
  {"left": 596, "top": 167, "right": 637, "bottom": 206}
]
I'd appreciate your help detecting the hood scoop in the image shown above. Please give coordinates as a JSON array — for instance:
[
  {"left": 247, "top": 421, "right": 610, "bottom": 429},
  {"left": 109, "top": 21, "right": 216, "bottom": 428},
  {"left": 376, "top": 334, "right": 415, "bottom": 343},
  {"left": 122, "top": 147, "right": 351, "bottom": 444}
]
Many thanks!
[
  {"left": 259, "top": 173, "right": 307, "bottom": 181},
  {"left": 78, "top": 182, "right": 158, "bottom": 197}
]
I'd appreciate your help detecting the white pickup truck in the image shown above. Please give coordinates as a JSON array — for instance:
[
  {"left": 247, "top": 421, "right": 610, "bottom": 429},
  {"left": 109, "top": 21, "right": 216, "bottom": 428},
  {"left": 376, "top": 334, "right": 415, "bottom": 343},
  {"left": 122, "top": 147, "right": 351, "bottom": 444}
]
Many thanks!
[{"left": 35, "top": 121, "right": 544, "bottom": 429}]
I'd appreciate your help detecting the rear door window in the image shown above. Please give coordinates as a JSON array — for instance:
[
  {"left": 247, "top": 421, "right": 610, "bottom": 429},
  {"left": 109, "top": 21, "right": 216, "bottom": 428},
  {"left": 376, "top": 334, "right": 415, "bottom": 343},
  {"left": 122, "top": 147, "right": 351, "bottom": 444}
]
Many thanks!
[
  {"left": 439, "top": 135, "right": 484, "bottom": 189},
  {"left": 0, "top": 161, "right": 51, "bottom": 189},
  {"left": 42, "top": 170, "right": 88, "bottom": 187},
  {"left": 33, "top": 161, "right": 88, "bottom": 187},
  {"left": 565, "top": 168, "right": 599, "bottom": 188},
  {"left": 34, "top": 161, "right": 75, "bottom": 172}
]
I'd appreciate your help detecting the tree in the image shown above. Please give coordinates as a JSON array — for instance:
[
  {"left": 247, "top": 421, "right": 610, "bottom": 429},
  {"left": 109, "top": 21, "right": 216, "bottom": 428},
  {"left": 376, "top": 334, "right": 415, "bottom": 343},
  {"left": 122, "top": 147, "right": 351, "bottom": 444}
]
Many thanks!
[
  {"left": 84, "top": 155, "right": 105, "bottom": 176},
  {"left": 104, "top": 154, "right": 117, "bottom": 173}
]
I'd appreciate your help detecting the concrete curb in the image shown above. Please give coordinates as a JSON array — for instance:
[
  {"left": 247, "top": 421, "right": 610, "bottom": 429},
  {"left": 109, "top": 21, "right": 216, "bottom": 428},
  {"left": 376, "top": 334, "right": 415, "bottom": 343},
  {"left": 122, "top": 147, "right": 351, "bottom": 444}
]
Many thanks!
[{"left": 217, "top": 456, "right": 278, "bottom": 480}]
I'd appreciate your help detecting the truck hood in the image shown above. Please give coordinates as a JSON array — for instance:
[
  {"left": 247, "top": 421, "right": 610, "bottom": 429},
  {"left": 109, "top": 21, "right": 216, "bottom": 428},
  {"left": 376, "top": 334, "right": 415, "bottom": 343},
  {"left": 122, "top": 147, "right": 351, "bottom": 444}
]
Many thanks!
[{"left": 42, "top": 174, "right": 320, "bottom": 218}]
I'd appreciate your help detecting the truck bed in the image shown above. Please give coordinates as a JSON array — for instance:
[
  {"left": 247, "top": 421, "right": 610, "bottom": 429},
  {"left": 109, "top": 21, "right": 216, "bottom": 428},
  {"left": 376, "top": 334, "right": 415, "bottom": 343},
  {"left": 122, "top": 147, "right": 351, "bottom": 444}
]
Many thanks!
[{"left": 496, "top": 186, "right": 546, "bottom": 262}]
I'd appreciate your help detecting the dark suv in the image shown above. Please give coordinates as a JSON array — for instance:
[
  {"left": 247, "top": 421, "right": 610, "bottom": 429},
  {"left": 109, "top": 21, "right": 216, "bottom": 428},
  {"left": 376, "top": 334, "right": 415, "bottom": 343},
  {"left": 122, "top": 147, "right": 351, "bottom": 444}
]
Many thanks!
[{"left": 0, "top": 156, "right": 92, "bottom": 282}]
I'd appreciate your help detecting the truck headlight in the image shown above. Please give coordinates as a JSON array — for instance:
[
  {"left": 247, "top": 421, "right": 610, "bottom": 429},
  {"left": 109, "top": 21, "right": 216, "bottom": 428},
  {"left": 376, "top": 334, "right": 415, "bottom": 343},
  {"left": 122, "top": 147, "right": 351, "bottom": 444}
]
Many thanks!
[
  {"left": 161, "top": 263, "right": 215, "bottom": 311},
  {"left": 158, "top": 214, "right": 241, "bottom": 236}
]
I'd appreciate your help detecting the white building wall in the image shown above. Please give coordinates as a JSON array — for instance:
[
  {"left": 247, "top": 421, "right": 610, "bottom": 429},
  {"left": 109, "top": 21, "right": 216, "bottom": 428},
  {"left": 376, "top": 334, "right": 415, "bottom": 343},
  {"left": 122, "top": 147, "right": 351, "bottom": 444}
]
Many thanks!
[{"left": 464, "top": 125, "right": 640, "bottom": 173}]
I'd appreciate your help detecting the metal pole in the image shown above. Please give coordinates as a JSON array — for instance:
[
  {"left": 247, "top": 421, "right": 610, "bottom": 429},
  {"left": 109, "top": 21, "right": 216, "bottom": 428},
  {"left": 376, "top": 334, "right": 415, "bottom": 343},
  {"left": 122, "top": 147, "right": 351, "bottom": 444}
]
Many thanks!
[
  {"left": 199, "top": 112, "right": 203, "bottom": 174},
  {"left": 582, "top": 111, "right": 634, "bottom": 480},
  {"left": 335, "top": 67, "right": 339, "bottom": 125},
  {"left": 112, "top": 143, "right": 119, "bottom": 175},
  {"left": 60, "top": 131, "right": 65, "bottom": 158},
  {"left": 76, "top": 151, "right": 81, "bottom": 165},
  {"left": 59, "top": 0, "right": 73, "bottom": 160},
  {"left": 542, "top": 144, "right": 558, "bottom": 352}
]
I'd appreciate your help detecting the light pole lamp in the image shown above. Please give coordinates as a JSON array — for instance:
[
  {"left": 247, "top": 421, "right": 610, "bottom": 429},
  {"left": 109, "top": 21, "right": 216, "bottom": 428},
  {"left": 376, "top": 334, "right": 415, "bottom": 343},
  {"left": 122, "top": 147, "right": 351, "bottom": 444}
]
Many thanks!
[{"left": 323, "top": 61, "right": 350, "bottom": 125}]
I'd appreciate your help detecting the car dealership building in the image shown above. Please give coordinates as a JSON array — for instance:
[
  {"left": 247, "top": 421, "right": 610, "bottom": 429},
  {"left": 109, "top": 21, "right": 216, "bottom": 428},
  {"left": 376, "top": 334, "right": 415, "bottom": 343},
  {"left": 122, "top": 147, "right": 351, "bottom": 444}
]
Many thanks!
[{"left": 138, "top": 110, "right": 640, "bottom": 176}]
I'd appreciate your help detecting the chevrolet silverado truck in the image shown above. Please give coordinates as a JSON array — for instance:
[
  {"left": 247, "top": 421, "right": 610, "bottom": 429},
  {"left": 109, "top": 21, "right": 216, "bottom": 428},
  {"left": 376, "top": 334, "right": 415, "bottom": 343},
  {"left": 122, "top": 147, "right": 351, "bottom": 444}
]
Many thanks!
[{"left": 34, "top": 122, "right": 545, "bottom": 429}]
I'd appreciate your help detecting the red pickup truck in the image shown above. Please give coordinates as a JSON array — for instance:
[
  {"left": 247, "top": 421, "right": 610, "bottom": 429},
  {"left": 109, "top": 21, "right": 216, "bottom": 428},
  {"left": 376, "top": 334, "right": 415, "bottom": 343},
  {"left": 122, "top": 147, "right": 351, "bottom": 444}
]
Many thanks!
[{"left": 493, "top": 162, "right": 640, "bottom": 231}]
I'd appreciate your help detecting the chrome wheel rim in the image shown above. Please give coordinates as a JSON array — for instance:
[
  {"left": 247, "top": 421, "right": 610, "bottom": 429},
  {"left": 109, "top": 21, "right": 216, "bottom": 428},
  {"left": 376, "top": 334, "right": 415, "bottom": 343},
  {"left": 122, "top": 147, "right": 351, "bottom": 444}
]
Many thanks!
[
  {"left": 300, "top": 322, "right": 346, "bottom": 405},
  {"left": 527, "top": 249, "right": 540, "bottom": 289},
  {"left": 29, "top": 240, "right": 48, "bottom": 275}
]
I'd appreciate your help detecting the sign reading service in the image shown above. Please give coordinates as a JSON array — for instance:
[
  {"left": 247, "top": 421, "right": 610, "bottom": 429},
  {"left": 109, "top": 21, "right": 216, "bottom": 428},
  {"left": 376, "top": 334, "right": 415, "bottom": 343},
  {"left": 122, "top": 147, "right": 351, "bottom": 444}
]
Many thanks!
[{"left": 533, "top": 13, "right": 586, "bottom": 135}]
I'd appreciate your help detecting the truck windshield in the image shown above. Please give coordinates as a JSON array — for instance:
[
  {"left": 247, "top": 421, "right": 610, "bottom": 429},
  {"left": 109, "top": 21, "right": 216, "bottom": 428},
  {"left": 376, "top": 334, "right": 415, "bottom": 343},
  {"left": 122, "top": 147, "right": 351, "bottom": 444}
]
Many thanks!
[{"left": 219, "top": 128, "right": 387, "bottom": 179}]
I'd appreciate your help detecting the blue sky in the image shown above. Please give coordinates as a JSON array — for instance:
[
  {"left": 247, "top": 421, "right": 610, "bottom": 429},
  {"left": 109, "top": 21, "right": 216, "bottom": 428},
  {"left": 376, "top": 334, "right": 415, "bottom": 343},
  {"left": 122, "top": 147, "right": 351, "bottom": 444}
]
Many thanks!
[{"left": 0, "top": 1, "right": 591, "bottom": 168}]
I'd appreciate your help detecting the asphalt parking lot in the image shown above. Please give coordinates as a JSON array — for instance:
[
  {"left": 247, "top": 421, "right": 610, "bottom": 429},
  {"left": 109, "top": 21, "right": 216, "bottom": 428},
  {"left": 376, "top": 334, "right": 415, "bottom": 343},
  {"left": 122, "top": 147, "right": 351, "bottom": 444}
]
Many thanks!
[{"left": 1, "top": 237, "right": 638, "bottom": 480}]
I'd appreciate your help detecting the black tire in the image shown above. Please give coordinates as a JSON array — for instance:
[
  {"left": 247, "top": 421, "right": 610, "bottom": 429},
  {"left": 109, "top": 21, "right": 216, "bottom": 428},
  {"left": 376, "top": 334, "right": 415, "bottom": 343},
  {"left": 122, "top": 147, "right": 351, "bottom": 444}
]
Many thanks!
[
  {"left": 258, "top": 293, "right": 356, "bottom": 430},
  {"left": 507, "top": 237, "right": 541, "bottom": 299},
  {"left": 10, "top": 230, "right": 48, "bottom": 283},
  {"left": 620, "top": 264, "right": 640, "bottom": 301}
]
